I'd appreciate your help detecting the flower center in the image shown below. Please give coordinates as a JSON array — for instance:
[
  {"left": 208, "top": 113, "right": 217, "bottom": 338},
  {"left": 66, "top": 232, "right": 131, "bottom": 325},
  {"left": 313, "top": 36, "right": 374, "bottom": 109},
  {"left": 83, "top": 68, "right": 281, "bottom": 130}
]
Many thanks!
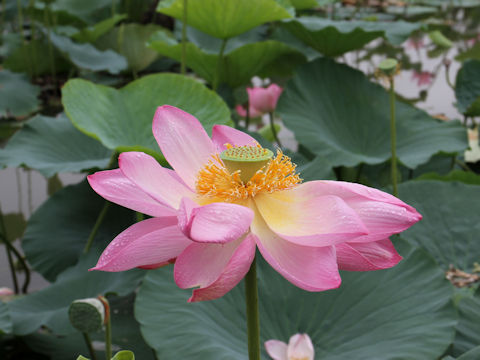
[
  {"left": 220, "top": 145, "right": 274, "bottom": 183},
  {"left": 196, "top": 144, "right": 301, "bottom": 202}
]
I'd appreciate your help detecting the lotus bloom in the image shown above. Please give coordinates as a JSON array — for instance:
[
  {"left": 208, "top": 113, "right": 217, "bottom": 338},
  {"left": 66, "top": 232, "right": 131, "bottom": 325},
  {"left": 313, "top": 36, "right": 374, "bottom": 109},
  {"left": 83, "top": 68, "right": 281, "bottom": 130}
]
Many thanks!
[
  {"left": 236, "top": 84, "right": 283, "bottom": 118},
  {"left": 266, "top": 333, "right": 314, "bottom": 360},
  {"left": 88, "top": 105, "right": 421, "bottom": 302},
  {"left": 412, "top": 71, "right": 434, "bottom": 87}
]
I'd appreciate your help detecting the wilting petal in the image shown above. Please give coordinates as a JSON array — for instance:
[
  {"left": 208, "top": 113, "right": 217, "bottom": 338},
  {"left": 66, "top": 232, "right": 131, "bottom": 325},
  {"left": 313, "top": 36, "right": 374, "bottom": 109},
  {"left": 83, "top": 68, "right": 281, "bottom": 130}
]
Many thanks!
[
  {"left": 255, "top": 187, "right": 368, "bottom": 247},
  {"left": 174, "top": 235, "right": 249, "bottom": 291},
  {"left": 251, "top": 211, "right": 341, "bottom": 291},
  {"left": 119, "top": 151, "right": 194, "bottom": 209},
  {"left": 336, "top": 239, "right": 402, "bottom": 271},
  {"left": 293, "top": 181, "right": 422, "bottom": 243},
  {"left": 265, "top": 340, "right": 288, "bottom": 360},
  {"left": 189, "top": 234, "right": 256, "bottom": 302},
  {"left": 211, "top": 124, "right": 258, "bottom": 152},
  {"left": 178, "top": 198, "right": 254, "bottom": 243},
  {"left": 288, "top": 334, "right": 315, "bottom": 360},
  {"left": 152, "top": 105, "right": 215, "bottom": 189},
  {"left": 87, "top": 169, "right": 176, "bottom": 217},
  {"left": 91, "top": 217, "right": 191, "bottom": 272}
]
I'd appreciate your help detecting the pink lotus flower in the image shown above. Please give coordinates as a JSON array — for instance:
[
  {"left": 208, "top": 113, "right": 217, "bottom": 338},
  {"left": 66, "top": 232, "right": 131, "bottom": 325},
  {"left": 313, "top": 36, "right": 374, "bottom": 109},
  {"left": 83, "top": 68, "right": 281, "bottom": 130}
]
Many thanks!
[
  {"left": 412, "top": 71, "right": 434, "bottom": 87},
  {"left": 266, "top": 333, "right": 314, "bottom": 360},
  {"left": 236, "top": 84, "right": 283, "bottom": 118},
  {"left": 88, "top": 105, "right": 421, "bottom": 302},
  {"left": 0, "top": 287, "right": 14, "bottom": 296}
]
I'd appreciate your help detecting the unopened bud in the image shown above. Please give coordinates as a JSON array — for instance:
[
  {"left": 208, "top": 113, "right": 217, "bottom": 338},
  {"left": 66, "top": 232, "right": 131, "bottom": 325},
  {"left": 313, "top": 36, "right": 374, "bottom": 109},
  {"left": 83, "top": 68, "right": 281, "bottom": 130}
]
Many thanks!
[{"left": 69, "top": 298, "right": 105, "bottom": 333}]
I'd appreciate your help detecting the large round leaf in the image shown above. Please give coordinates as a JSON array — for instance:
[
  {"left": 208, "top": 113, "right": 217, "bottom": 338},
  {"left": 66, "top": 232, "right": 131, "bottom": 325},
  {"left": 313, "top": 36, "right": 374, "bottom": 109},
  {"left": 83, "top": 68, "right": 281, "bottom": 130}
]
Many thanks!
[
  {"left": 277, "top": 58, "right": 467, "bottom": 169},
  {"left": 280, "top": 18, "right": 421, "bottom": 56},
  {"left": 399, "top": 180, "right": 480, "bottom": 271},
  {"left": 135, "top": 245, "right": 455, "bottom": 359},
  {"left": 148, "top": 32, "right": 305, "bottom": 87},
  {"left": 0, "top": 302, "right": 11, "bottom": 334},
  {"left": 157, "top": 0, "right": 293, "bottom": 39},
  {"left": 8, "top": 250, "right": 144, "bottom": 335},
  {"left": 62, "top": 74, "right": 231, "bottom": 157},
  {"left": 96, "top": 24, "right": 163, "bottom": 72},
  {"left": 0, "top": 114, "right": 112, "bottom": 177},
  {"left": 0, "top": 70, "right": 40, "bottom": 118},
  {"left": 455, "top": 60, "right": 480, "bottom": 116},
  {"left": 450, "top": 293, "right": 480, "bottom": 356},
  {"left": 47, "top": 29, "right": 128, "bottom": 74},
  {"left": 22, "top": 180, "right": 135, "bottom": 282}
]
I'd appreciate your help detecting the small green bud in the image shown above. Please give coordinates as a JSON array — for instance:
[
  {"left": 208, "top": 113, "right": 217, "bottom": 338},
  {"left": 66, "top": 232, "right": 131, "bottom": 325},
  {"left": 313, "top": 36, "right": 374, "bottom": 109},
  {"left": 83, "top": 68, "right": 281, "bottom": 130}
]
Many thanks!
[{"left": 69, "top": 298, "right": 105, "bottom": 333}]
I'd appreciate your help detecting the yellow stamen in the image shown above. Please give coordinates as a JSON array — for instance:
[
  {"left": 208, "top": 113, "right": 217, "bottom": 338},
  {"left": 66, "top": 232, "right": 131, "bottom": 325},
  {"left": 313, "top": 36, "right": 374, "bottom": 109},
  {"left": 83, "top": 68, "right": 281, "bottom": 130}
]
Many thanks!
[{"left": 196, "top": 148, "right": 301, "bottom": 203}]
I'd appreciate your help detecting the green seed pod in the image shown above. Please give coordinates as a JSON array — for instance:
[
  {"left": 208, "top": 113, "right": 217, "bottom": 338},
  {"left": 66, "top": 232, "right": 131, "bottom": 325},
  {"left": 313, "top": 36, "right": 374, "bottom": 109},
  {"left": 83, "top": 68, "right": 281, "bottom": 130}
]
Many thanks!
[
  {"left": 378, "top": 59, "right": 399, "bottom": 77},
  {"left": 69, "top": 298, "right": 105, "bottom": 333}
]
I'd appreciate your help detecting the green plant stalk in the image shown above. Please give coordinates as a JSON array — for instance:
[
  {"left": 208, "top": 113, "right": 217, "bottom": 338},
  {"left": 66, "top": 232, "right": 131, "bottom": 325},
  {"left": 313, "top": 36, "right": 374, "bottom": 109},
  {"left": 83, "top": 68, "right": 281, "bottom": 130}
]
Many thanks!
[
  {"left": 83, "top": 202, "right": 110, "bottom": 254},
  {"left": 389, "top": 76, "right": 398, "bottom": 197},
  {"left": 0, "top": 209, "right": 31, "bottom": 294},
  {"left": 44, "top": 5, "right": 56, "bottom": 85},
  {"left": 245, "top": 256, "right": 260, "bottom": 360},
  {"left": 0, "top": 212, "right": 18, "bottom": 293},
  {"left": 4, "top": 239, "right": 19, "bottom": 294},
  {"left": 28, "top": 0, "right": 38, "bottom": 76},
  {"left": 245, "top": 103, "right": 250, "bottom": 129},
  {"left": 213, "top": 39, "right": 228, "bottom": 91},
  {"left": 83, "top": 332, "right": 98, "bottom": 360},
  {"left": 268, "top": 112, "right": 283, "bottom": 148},
  {"left": 181, "top": 0, "right": 188, "bottom": 75},
  {"left": 111, "top": 0, "right": 116, "bottom": 17},
  {"left": 104, "top": 301, "right": 112, "bottom": 360},
  {"left": 16, "top": 0, "right": 24, "bottom": 42},
  {"left": 1, "top": 0, "right": 6, "bottom": 32}
]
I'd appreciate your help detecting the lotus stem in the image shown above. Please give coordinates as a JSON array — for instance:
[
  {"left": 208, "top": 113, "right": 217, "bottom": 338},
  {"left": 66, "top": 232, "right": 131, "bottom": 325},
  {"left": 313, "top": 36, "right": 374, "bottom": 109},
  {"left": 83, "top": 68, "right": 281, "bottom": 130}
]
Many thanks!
[
  {"left": 181, "top": 0, "right": 188, "bottom": 75},
  {"left": 245, "top": 102, "right": 250, "bottom": 129},
  {"left": 245, "top": 256, "right": 260, "bottom": 360},
  {"left": 388, "top": 76, "right": 398, "bottom": 197},
  {"left": 100, "top": 297, "right": 112, "bottom": 360},
  {"left": 213, "top": 38, "right": 228, "bottom": 91},
  {"left": 83, "top": 201, "right": 110, "bottom": 254},
  {"left": 0, "top": 211, "right": 18, "bottom": 294},
  {"left": 82, "top": 332, "right": 98, "bottom": 360},
  {"left": 268, "top": 112, "right": 283, "bottom": 148}
]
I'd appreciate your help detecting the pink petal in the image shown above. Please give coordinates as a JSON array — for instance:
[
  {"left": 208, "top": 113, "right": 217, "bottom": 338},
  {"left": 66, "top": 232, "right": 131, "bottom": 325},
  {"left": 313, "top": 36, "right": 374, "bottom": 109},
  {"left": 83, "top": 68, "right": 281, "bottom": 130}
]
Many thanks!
[
  {"left": 91, "top": 217, "right": 192, "bottom": 272},
  {"left": 254, "top": 187, "right": 368, "bottom": 247},
  {"left": 174, "top": 235, "right": 248, "bottom": 291},
  {"left": 265, "top": 340, "right": 288, "bottom": 360},
  {"left": 336, "top": 239, "right": 402, "bottom": 271},
  {"left": 189, "top": 233, "right": 256, "bottom": 302},
  {"left": 211, "top": 125, "right": 258, "bottom": 152},
  {"left": 296, "top": 181, "right": 422, "bottom": 243},
  {"left": 118, "top": 151, "right": 194, "bottom": 210},
  {"left": 251, "top": 212, "right": 341, "bottom": 291},
  {"left": 152, "top": 105, "right": 215, "bottom": 189},
  {"left": 178, "top": 198, "right": 254, "bottom": 243},
  {"left": 87, "top": 169, "right": 176, "bottom": 217},
  {"left": 288, "top": 334, "right": 315, "bottom": 360}
]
